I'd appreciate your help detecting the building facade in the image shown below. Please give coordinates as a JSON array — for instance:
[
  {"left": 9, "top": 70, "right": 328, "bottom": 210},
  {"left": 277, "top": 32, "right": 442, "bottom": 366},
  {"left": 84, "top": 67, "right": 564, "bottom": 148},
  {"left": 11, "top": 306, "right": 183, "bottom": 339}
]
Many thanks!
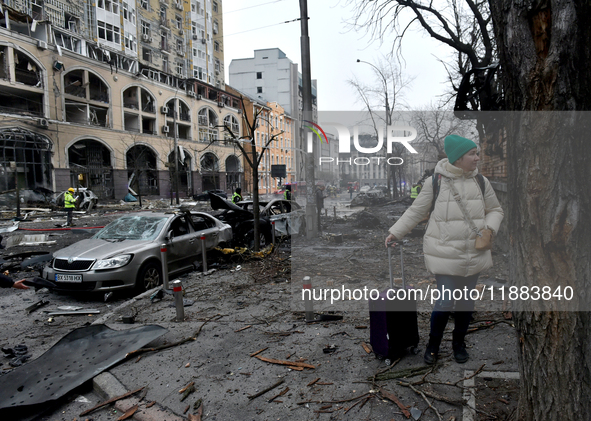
[
  {"left": 229, "top": 48, "right": 317, "bottom": 182},
  {"left": 225, "top": 87, "right": 294, "bottom": 196},
  {"left": 0, "top": 0, "right": 242, "bottom": 200}
]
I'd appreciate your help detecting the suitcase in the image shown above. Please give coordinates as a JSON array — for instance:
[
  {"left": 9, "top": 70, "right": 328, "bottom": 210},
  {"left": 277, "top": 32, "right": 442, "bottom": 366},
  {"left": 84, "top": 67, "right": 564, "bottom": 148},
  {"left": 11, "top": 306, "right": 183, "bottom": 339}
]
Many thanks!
[{"left": 369, "top": 242, "right": 420, "bottom": 361}]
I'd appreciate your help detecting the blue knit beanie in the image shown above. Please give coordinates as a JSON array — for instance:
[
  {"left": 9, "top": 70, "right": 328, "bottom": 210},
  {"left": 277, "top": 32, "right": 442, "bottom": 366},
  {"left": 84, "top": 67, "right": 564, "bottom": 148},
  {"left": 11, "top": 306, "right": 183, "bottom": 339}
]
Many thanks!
[{"left": 444, "top": 134, "right": 477, "bottom": 164}]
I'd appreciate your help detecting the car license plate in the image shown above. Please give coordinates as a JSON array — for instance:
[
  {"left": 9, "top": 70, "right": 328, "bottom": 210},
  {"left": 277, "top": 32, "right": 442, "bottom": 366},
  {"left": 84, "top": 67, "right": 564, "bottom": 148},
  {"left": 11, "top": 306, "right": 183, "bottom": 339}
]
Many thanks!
[{"left": 55, "top": 274, "right": 82, "bottom": 283}]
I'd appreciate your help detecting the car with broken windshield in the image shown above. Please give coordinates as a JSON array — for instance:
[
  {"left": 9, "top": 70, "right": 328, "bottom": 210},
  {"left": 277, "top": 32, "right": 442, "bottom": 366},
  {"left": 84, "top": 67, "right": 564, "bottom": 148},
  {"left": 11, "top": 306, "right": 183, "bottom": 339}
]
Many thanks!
[{"left": 42, "top": 211, "right": 232, "bottom": 292}]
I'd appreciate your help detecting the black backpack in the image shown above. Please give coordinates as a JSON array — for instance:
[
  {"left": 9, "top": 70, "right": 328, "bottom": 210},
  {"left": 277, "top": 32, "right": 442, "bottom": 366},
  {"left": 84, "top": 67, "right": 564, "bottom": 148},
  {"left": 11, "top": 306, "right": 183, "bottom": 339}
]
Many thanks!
[{"left": 430, "top": 173, "right": 485, "bottom": 213}]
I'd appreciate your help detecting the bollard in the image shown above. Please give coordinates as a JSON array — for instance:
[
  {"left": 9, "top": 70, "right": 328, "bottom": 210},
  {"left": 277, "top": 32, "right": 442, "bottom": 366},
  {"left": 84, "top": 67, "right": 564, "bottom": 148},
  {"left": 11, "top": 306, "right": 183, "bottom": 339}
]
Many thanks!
[
  {"left": 172, "top": 280, "right": 184, "bottom": 322},
  {"left": 400, "top": 242, "right": 405, "bottom": 288},
  {"left": 200, "top": 235, "right": 207, "bottom": 272},
  {"left": 333, "top": 206, "right": 336, "bottom": 219},
  {"left": 303, "top": 276, "right": 314, "bottom": 322},
  {"left": 160, "top": 244, "right": 169, "bottom": 290},
  {"left": 271, "top": 221, "right": 276, "bottom": 246},
  {"left": 325, "top": 208, "right": 328, "bottom": 216}
]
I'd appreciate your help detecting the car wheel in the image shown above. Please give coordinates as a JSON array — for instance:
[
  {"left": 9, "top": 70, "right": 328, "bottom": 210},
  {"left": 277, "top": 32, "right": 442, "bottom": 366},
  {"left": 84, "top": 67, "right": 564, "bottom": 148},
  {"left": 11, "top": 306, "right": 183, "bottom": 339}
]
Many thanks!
[
  {"left": 135, "top": 262, "right": 162, "bottom": 292},
  {"left": 246, "top": 228, "right": 272, "bottom": 250}
]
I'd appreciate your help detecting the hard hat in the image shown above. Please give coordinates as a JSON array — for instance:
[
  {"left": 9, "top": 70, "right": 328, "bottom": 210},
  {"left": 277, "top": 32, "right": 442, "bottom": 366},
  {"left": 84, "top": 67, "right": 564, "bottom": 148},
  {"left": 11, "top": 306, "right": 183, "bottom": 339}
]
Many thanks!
[{"left": 68, "top": 188, "right": 75, "bottom": 192}]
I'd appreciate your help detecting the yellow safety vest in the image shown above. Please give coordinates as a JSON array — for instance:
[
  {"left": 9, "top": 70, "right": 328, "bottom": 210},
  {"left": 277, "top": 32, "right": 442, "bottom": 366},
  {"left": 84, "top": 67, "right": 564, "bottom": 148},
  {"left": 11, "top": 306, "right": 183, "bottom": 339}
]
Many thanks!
[
  {"left": 410, "top": 186, "right": 420, "bottom": 199},
  {"left": 64, "top": 192, "right": 76, "bottom": 208}
]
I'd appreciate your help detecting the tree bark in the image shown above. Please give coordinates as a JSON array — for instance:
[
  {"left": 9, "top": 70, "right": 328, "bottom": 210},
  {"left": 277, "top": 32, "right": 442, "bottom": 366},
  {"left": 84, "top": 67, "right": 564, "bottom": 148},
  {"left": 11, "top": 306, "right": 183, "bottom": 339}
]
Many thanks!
[{"left": 490, "top": 1, "right": 591, "bottom": 419}]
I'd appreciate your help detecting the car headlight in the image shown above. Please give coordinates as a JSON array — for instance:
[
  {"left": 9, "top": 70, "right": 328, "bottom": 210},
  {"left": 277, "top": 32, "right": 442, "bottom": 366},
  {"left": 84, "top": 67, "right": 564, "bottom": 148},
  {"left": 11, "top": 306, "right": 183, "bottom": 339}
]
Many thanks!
[{"left": 92, "top": 255, "right": 132, "bottom": 270}]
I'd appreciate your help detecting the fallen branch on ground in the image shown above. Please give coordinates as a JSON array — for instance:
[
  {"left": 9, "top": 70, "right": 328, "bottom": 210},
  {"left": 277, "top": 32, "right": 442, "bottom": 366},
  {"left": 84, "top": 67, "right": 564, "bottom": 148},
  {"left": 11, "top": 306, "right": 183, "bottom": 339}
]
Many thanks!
[
  {"left": 406, "top": 383, "right": 443, "bottom": 421},
  {"left": 379, "top": 388, "right": 411, "bottom": 418},
  {"left": 126, "top": 314, "right": 221, "bottom": 357},
  {"left": 268, "top": 387, "right": 289, "bottom": 403},
  {"left": 255, "top": 355, "right": 315, "bottom": 369},
  {"left": 79, "top": 387, "right": 144, "bottom": 416},
  {"left": 296, "top": 392, "right": 372, "bottom": 405},
  {"left": 248, "top": 379, "right": 285, "bottom": 400},
  {"left": 372, "top": 365, "right": 432, "bottom": 381}
]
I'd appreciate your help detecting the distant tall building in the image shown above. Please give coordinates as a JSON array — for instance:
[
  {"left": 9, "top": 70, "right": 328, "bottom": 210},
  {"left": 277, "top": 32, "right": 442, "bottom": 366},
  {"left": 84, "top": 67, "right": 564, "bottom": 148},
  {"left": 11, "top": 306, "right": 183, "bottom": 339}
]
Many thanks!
[
  {"left": 229, "top": 48, "right": 317, "bottom": 179},
  {"left": 229, "top": 48, "right": 317, "bottom": 120}
]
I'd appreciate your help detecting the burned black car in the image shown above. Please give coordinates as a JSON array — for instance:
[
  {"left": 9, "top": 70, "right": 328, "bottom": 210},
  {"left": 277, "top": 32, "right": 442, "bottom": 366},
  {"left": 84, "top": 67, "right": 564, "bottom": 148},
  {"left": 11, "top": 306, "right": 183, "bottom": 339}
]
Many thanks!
[{"left": 209, "top": 193, "right": 272, "bottom": 248}]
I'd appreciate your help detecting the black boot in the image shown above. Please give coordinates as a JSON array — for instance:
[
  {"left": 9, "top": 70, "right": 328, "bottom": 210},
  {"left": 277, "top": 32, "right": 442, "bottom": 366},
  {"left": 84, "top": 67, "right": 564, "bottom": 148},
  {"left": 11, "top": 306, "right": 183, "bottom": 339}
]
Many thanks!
[
  {"left": 424, "top": 335, "right": 442, "bottom": 365},
  {"left": 452, "top": 333, "right": 469, "bottom": 363}
]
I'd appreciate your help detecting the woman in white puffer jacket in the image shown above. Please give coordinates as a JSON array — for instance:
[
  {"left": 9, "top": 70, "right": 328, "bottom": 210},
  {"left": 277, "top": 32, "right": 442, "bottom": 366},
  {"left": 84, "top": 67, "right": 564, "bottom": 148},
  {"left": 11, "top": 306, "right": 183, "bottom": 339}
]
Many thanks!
[{"left": 385, "top": 134, "right": 504, "bottom": 365}]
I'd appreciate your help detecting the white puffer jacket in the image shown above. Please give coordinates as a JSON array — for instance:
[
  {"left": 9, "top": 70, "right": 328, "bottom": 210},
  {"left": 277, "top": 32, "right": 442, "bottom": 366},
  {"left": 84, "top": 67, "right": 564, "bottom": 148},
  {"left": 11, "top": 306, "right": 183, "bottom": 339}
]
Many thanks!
[{"left": 389, "top": 159, "right": 504, "bottom": 277}]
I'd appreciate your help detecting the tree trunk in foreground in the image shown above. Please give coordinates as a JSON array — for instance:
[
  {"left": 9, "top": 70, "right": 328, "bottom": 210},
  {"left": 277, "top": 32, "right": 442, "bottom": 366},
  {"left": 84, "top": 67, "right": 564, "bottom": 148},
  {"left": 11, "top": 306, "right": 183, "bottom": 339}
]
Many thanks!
[{"left": 490, "top": 1, "right": 591, "bottom": 419}]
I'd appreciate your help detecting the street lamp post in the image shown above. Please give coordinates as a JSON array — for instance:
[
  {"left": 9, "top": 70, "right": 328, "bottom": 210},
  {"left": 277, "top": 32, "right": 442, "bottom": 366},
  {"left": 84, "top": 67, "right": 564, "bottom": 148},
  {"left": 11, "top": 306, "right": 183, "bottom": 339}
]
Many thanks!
[{"left": 356, "top": 59, "right": 393, "bottom": 196}]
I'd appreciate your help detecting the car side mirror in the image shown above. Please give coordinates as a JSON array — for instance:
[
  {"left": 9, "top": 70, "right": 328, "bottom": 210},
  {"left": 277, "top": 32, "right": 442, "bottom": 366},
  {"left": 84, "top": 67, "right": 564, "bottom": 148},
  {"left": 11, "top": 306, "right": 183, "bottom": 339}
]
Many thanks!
[{"left": 166, "top": 230, "right": 174, "bottom": 241}]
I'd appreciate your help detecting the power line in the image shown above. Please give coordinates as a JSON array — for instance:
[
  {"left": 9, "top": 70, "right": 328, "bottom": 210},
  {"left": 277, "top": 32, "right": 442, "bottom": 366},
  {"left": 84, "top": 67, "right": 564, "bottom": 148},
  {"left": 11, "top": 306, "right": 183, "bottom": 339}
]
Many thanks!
[
  {"left": 223, "top": 18, "right": 301, "bottom": 37},
  {"left": 223, "top": 0, "right": 287, "bottom": 15}
]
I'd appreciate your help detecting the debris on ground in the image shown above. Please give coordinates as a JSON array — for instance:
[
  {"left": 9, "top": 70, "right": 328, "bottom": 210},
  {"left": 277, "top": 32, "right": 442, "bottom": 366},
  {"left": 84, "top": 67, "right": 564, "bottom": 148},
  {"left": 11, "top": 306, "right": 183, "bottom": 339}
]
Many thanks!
[{"left": 354, "top": 210, "right": 383, "bottom": 228}]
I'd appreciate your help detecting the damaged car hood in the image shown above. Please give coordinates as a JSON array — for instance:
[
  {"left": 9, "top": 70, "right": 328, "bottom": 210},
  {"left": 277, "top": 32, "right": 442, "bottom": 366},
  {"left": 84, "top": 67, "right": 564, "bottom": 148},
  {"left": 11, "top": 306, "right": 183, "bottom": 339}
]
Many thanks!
[
  {"left": 52, "top": 238, "right": 153, "bottom": 260},
  {"left": 209, "top": 192, "right": 251, "bottom": 215}
]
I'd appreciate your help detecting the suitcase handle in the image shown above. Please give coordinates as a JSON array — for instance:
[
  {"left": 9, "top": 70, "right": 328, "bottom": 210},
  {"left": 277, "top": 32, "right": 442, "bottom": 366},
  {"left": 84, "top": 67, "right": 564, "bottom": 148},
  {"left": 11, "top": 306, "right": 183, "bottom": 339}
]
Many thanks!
[{"left": 387, "top": 242, "right": 405, "bottom": 289}]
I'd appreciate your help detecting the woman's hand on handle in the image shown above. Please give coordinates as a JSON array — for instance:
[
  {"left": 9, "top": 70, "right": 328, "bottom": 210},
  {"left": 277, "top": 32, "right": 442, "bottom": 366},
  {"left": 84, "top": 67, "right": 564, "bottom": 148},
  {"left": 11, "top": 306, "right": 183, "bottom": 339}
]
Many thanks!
[{"left": 385, "top": 234, "right": 397, "bottom": 248}]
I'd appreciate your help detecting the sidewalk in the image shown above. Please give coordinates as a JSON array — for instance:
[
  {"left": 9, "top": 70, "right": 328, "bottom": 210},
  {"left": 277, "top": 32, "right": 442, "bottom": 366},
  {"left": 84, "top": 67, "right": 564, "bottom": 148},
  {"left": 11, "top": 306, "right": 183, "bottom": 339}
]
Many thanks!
[{"left": 63, "top": 244, "right": 518, "bottom": 421}]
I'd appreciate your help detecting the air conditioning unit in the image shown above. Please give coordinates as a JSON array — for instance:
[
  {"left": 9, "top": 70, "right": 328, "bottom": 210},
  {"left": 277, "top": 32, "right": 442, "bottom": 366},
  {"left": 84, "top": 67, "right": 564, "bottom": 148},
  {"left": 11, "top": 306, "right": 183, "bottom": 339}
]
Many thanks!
[
  {"left": 197, "top": 94, "right": 202, "bottom": 100},
  {"left": 179, "top": 28, "right": 184, "bottom": 35},
  {"left": 162, "top": 125, "right": 170, "bottom": 133},
  {"left": 142, "top": 34, "right": 150, "bottom": 41},
  {"left": 148, "top": 37, "right": 153, "bottom": 43},
  {"left": 161, "top": 106, "right": 169, "bottom": 114},
  {"left": 176, "top": 2, "right": 183, "bottom": 10},
  {"left": 187, "top": 91, "right": 196, "bottom": 98},
  {"left": 37, "top": 40, "right": 48, "bottom": 50},
  {"left": 37, "top": 118, "right": 49, "bottom": 128},
  {"left": 201, "top": 38, "right": 206, "bottom": 44},
  {"left": 215, "top": 70, "right": 219, "bottom": 75},
  {"left": 192, "top": 34, "right": 198, "bottom": 40},
  {"left": 218, "top": 101, "right": 224, "bottom": 108}
]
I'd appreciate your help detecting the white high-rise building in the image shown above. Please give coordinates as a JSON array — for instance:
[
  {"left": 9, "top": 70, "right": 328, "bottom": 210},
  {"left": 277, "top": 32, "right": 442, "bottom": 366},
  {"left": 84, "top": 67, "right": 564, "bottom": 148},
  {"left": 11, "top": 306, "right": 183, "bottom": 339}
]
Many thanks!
[{"left": 229, "top": 48, "right": 316, "bottom": 121}]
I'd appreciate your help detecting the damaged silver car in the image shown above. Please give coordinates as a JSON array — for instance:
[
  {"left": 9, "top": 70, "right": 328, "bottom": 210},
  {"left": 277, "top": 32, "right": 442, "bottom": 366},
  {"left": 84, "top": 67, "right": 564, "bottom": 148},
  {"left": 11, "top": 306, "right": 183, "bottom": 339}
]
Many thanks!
[{"left": 42, "top": 211, "right": 232, "bottom": 292}]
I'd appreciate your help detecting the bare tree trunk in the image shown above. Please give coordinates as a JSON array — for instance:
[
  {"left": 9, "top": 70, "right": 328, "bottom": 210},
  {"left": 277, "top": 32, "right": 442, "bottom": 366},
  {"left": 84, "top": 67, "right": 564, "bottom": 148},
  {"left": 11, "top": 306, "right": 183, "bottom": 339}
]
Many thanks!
[{"left": 490, "top": 1, "right": 591, "bottom": 419}]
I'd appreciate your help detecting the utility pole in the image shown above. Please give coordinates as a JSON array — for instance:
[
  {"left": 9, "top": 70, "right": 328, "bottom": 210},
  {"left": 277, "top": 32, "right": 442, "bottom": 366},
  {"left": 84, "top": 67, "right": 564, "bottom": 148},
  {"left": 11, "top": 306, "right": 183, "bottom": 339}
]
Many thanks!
[
  {"left": 173, "top": 98, "right": 180, "bottom": 205},
  {"left": 300, "top": 0, "right": 317, "bottom": 238}
]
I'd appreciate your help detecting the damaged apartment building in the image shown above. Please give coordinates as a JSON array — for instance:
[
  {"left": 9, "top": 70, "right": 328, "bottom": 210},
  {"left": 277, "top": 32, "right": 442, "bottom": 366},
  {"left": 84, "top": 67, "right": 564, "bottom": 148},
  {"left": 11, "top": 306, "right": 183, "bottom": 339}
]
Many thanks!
[{"left": 0, "top": 0, "right": 244, "bottom": 201}]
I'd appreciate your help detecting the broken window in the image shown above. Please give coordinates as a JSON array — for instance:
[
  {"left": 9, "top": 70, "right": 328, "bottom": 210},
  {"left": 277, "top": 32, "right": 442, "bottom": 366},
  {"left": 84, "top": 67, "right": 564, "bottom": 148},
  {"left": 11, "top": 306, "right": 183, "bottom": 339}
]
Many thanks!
[
  {"left": 225, "top": 155, "right": 241, "bottom": 192},
  {"left": 127, "top": 145, "right": 159, "bottom": 195},
  {"left": 68, "top": 140, "right": 114, "bottom": 199},
  {"left": 13, "top": 50, "right": 41, "bottom": 87},
  {"left": 223, "top": 115, "right": 239, "bottom": 137},
  {"left": 200, "top": 152, "right": 219, "bottom": 172},
  {"left": 198, "top": 107, "right": 219, "bottom": 142},
  {"left": 96, "top": 215, "right": 167, "bottom": 241},
  {"left": 168, "top": 149, "right": 192, "bottom": 195},
  {"left": 0, "top": 127, "right": 52, "bottom": 193},
  {"left": 63, "top": 69, "right": 109, "bottom": 126},
  {"left": 0, "top": 47, "right": 44, "bottom": 117},
  {"left": 54, "top": 30, "right": 82, "bottom": 53}
]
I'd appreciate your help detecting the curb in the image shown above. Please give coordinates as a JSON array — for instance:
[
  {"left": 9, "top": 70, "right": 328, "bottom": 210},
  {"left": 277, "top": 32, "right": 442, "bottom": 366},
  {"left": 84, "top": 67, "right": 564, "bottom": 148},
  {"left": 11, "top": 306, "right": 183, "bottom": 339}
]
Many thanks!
[
  {"left": 93, "top": 372, "right": 185, "bottom": 421},
  {"left": 92, "top": 286, "right": 161, "bottom": 325}
]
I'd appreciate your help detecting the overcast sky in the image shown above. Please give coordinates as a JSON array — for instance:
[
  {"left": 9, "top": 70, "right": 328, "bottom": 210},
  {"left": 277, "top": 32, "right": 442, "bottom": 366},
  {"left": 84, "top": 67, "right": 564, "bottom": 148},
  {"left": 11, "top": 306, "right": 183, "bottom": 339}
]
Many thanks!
[{"left": 222, "top": 0, "right": 452, "bottom": 111}]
